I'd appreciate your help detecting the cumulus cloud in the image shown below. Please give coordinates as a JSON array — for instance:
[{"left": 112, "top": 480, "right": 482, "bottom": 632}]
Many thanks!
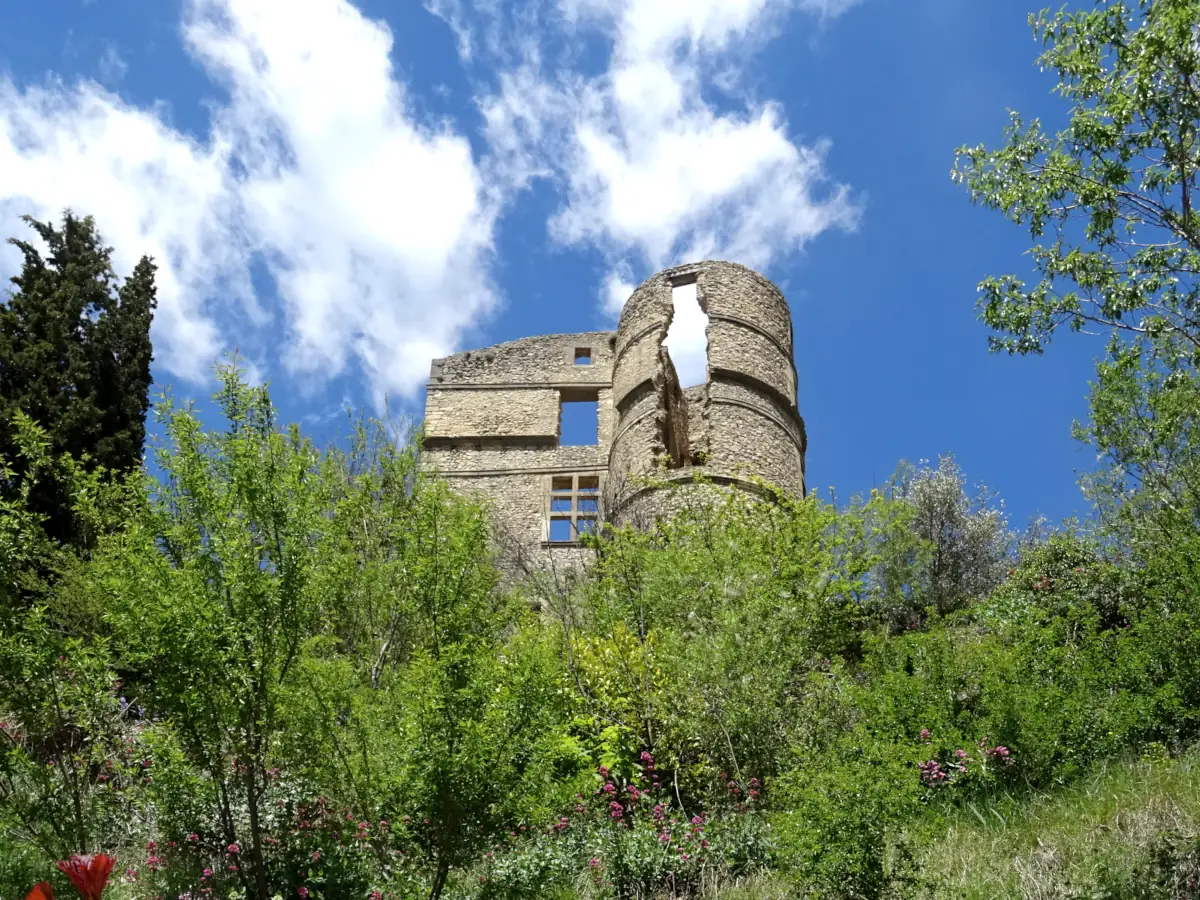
[
  {"left": 0, "top": 78, "right": 241, "bottom": 381},
  {"left": 0, "top": 0, "right": 498, "bottom": 401},
  {"left": 467, "top": 0, "right": 862, "bottom": 324}
]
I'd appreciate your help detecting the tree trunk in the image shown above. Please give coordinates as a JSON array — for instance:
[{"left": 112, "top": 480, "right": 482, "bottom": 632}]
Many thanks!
[
  {"left": 429, "top": 857, "right": 451, "bottom": 900},
  {"left": 244, "top": 764, "right": 270, "bottom": 900}
]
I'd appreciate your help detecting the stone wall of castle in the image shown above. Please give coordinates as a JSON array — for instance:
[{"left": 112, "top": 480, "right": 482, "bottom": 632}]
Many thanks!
[{"left": 420, "top": 262, "right": 806, "bottom": 573}]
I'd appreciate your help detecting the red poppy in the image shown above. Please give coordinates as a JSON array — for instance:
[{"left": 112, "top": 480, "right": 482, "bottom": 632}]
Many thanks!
[
  {"left": 55, "top": 854, "right": 115, "bottom": 900},
  {"left": 26, "top": 883, "right": 55, "bottom": 900}
]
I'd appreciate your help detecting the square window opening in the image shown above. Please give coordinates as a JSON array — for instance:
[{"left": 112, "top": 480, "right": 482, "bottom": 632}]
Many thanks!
[
  {"left": 578, "top": 475, "right": 600, "bottom": 492},
  {"left": 574, "top": 347, "right": 592, "bottom": 365},
  {"left": 549, "top": 518, "right": 574, "bottom": 543},
  {"left": 559, "top": 395, "right": 599, "bottom": 446},
  {"left": 551, "top": 475, "right": 573, "bottom": 492},
  {"left": 579, "top": 497, "right": 599, "bottom": 513},
  {"left": 576, "top": 517, "right": 597, "bottom": 536}
]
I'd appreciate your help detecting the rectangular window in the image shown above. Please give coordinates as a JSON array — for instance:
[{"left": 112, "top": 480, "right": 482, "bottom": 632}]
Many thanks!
[
  {"left": 559, "top": 392, "right": 599, "bottom": 446},
  {"left": 547, "top": 473, "right": 601, "bottom": 543},
  {"left": 574, "top": 347, "right": 592, "bottom": 365}
]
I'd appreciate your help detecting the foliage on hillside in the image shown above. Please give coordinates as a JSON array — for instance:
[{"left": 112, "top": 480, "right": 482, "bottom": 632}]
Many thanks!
[
  {"left": 8, "top": 1, "right": 1200, "bottom": 898},
  {"left": 2, "top": 366, "right": 1200, "bottom": 899}
]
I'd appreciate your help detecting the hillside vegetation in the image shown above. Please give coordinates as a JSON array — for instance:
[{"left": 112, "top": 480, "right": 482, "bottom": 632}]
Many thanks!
[{"left": 7, "top": 0, "right": 1200, "bottom": 898}]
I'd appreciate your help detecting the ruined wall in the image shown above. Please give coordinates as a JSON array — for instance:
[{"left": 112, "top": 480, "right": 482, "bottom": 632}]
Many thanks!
[
  {"left": 420, "top": 261, "right": 806, "bottom": 572},
  {"left": 422, "top": 332, "right": 616, "bottom": 574}
]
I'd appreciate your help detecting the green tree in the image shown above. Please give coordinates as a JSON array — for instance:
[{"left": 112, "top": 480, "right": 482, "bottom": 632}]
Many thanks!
[
  {"left": 0, "top": 212, "right": 156, "bottom": 550},
  {"left": 96, "top": 368, "right": 333, "bottom": 900},
  {"left": 952, "top": 1, "right": 1200, "bottom": 572}
]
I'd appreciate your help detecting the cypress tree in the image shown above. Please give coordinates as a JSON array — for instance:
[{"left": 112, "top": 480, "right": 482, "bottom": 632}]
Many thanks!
[{"left": 0, "top": 212, "right": 156, "bottom": 549}]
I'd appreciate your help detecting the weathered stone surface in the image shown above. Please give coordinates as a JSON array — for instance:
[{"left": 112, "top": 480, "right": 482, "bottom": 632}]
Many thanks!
[{"left": 419, "top": 261, "right": 807, "bottom": 574}]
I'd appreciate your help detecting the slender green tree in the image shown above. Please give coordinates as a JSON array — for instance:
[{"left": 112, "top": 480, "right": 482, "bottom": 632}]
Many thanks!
[{"left": 0, "top": 212, "right": 156, "bottom": 550}]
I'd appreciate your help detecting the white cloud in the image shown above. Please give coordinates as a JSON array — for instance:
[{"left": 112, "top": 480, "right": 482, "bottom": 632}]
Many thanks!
[
  {"left": 664, "top": 281, "right": 708, "bottom": 388},
  {"left": 0, "top": 0, "right": 498, "bottom": 401},
  {"left": 0, "top": 79, "right": 241, "bottom": 381},
  {"left": 97, "top": 44, "right": 128, "bottom": 84},
  {"left": 468, "top": 0, "right": 863, "bottom": 341}
]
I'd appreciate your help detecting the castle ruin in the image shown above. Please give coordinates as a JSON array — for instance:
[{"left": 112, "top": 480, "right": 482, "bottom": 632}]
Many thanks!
[{"left": 420, "top": 260, "right": 807, "bottom": 571}]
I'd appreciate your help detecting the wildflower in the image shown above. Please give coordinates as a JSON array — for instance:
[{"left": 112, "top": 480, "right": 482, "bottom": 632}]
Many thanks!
[
  {"left": 146, "top": 841, "right": 157, "bottom": 851},
  {"left": 56, "top": 855, "right": 116, "bottom": 900},
  {"left": 588, "top": 858, "right": 601, "bottom": 870},
  {"left": 598, "top": 766, "right": 609, "bottom": 777},
  {"left": 955, "top": 749, "right": 967, "bottom": 759},
  {"left": 640, "top": 751, "right": 654, "bottom": 765},
  {"left": 227, "top": 843, "right": 240, "bottom": 855},
  {"left": 370, "top": 893, "right": 383, "bottom": 900},
  {"left": 659, "top": 831, "right": 671, "bottom": 843},
  {"left": 919, "top": 729, "right": 931, "bottom": 742},
  {"left": 602, "top": 782, "right": 616, "bottom": 793},
  {"left": 918, "top": 759, "right": 948, "bottom": 785},
  {"left": 652, "top": 804, "right": 665, "bottom": 821},
  {"left": 690, "top": 816, "right": 704, "bottom": 826},
  {"left": 310, "top": 851, "right": 321, "bottom": 862},
  {"left": 201, "top": 869, "right": 212, "bottom": 880},
  {"left": 298, "top": 889, "right": 309, "bottom": 899},
  {"left": 146, "top": 856, "right": 163, "bottom": 872},
  {"left": 609, "top": 801, "right": 624, "bottom": 820},
  {"left": 26, "top": 884, "right": 54, "bottom": 900}
]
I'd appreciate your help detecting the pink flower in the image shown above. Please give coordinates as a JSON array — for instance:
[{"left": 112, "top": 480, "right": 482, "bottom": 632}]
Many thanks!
[
  {"left": 597, "top": 766, "right": 609, "bottom": 777},
  {"left": 588, "top": 858, "right": 600, "bottom": 870},
  {"left": 919, "top": 729, "right": 931, "bottom": 742},
  {"left": 955, "top": 749, "right": 967, "bottom": 759},
  {"left": 226, "top": 843, "right": 240, "bottom": 855},
  {"left": 297, "top": 888, "right": 309, "bottom": 898}
]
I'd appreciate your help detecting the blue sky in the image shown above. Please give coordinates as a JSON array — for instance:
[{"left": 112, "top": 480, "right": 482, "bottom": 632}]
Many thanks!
[{"left": 0, "top": 0, "right": 1103, "bottom": 529}]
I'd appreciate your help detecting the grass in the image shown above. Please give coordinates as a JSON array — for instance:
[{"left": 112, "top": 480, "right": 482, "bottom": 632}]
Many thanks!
[{"left": 922, "top": 745, "right": 1200, "bottom": 898}]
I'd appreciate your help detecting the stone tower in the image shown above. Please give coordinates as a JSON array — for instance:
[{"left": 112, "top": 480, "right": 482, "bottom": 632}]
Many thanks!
[
  {"left": 606, "top": 260, "right": 806, "bottom": 525},
  {"left": 420, "top": 260, "right": 806, "bottom": 572}
]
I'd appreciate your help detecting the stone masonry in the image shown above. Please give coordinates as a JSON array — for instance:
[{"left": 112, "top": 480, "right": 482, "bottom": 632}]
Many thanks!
[{"left": 420, "top": 260, "right": 807, "bottom": 573}]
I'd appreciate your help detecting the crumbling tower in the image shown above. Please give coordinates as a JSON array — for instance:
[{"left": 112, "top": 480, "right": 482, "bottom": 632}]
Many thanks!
[
  {"left": 420, "top": 260, "right": 806, "bottom": 571},
  {"left": 607, "top": 260, "right": 806, "bottom": 524}
]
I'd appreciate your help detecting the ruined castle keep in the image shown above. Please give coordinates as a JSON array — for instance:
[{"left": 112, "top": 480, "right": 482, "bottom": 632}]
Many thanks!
[{"left": 420, "top": 260, "right": 807, "bottom": 569}]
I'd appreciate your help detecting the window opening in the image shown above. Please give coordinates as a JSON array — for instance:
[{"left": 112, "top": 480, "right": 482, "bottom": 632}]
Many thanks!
[
  {"left": 574, "top": 347, "right": 592, "bottom": 365},
  {"left": 663, "top": 280, "right": 709, "bottom": 389},
  {"left": 547, "top": 474, "right": 600, "bottom": 543},
  {"left": 559, "top": 392, "right": 599, "bottom": 446}
]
